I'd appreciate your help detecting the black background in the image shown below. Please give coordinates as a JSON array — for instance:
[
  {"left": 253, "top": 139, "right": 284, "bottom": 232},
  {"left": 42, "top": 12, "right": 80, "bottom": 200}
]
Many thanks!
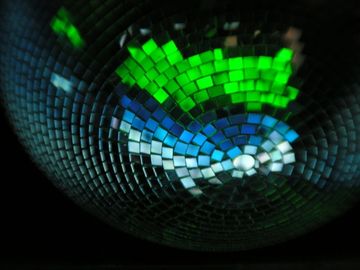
[{"left": 0, "top": 96, "right": 360, "bottom": 269}]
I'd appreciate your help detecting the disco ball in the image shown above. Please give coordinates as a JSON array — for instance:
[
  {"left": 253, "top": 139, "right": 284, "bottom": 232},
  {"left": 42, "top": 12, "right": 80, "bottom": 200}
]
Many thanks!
[{"left": 1, "top": 0, "right": 360, "bottom": 251}]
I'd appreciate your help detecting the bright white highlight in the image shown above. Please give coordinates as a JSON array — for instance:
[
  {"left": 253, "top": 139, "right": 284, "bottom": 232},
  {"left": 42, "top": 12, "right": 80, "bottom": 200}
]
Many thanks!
[{"left": 233, "top": 154, "right": 256, "bottom": 171}]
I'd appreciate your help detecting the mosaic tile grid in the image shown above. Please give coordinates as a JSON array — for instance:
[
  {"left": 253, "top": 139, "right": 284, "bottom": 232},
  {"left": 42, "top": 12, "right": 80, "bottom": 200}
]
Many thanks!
[{"left": 1, "top": 0, "right": 360, "bottom": 251}]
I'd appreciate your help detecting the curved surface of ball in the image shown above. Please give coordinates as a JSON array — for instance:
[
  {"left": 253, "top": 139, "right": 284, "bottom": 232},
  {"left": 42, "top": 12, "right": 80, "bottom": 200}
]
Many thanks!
[{"left": 1, "top": 0, "right": 360, "bottom": 251}]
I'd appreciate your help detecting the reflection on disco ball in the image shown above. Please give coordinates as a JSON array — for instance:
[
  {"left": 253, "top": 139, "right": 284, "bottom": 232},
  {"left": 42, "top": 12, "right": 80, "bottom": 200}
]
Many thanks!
[{"left": 1, "top": 0, "right": 360, "bottom": 251}]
